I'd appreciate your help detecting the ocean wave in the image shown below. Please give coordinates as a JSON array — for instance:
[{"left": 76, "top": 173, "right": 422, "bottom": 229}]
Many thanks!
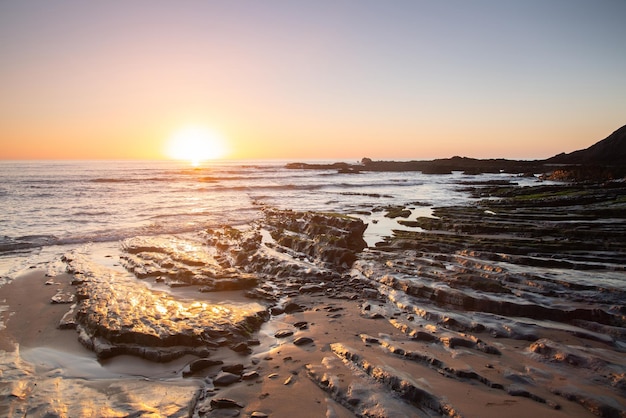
[
  {"left": 0, "top": 208, "right": 261, "bottom": 255},
  {"left": 90, "top": 177, "right": 174, "bottom": 183},
  {"left": 90, "top": 174, "right": 294, "bottom": 184},
  {"left": 331, "top": 181, "right": 418, "bottom": 189},
  {"left": 71, "top": 211, "right": 111, "bottom": 217},
  {"left": 215, "top": 183, "right": 326, "bottom": 192}
]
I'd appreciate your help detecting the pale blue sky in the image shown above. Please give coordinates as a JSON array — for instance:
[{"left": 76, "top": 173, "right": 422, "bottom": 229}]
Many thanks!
[{"left": 1, "top": 1, "right": 625, "bottom": 160}]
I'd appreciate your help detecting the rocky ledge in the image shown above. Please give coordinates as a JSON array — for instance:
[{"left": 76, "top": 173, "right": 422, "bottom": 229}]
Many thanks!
[
  {"left": 61, "top": 250, "right": 268, "bottom": 361},
  {"left": 58, "top": 210, "right": 371, "bottom": 362},
  {"left": 348, "top": 180, "right": 626, "bottom": 416}
]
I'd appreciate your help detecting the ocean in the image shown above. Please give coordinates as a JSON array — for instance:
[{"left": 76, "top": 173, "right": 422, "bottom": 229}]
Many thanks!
[{"left": 0, "top": 159, "right": 534, "bottom": 279}]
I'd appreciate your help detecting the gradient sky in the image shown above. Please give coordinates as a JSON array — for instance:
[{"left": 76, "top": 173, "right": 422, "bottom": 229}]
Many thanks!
[{"left": 1, "top": 1, "right": 625, "bottom": 161}]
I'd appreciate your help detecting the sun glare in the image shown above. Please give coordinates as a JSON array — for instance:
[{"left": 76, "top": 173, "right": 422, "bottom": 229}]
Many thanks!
[{"left": 166, "top": 126, "right": 227, "bottom": 166}]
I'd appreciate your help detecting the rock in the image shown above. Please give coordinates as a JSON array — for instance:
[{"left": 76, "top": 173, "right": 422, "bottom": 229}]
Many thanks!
[
  {"left": 242, "top": 371, "right": 259, "bottom": 380},
  {"left": 299, "top": 284, "right": 325, "bottom": 293},
  {"left": 263, "top": 209, "right": 367, "bottom": 271},
  {"left": 213, "top": 372, "right": 241, "bottom": 387},
  {"left": 231, "top": 342, "right": 251, "bottom": 354},
  {"left": 183, "top": 358, "right": 223, "bottom": 376},
  {"left": 441, "top": 336, "right": 475, "bottom": 349},
  {"left": 65, "top": 250, "right": 269, "bottom": 362},
  {"left": 385, "top": 206, "right": 412, "bottom": 219},
  {"left": 360, "top": 334, "right": 379, "bottom": 344},
  {"left": 210, "top": 398, "right": 243, "bottom": 409},
  {"left": 293, "top": 321, "right": 308, "bottom": 329},
  {"left": 411, "top": 331, "right": 437, "bottom": 342},
  {"left": 362, "top": 289, "right": 379, "bottom": 299},
  {"left": 222, "top": 364, "right": 244, "bottom": 374},
  {"left": 270, "top": 306, "right": 284, "bottom": 315},
  {"left": 274, "top": 329, "right": 294, "bottom": 338},
  {"left": 50, "top": 289, "right": 75, "bottom": 304},
  {"left": 58, "top": 305, "right": 77, "bottom": 329},
  {"left": 283, "top": 302, "right": 303, "bottom": 314},
  {"left": 293, "top": 336, "right": 314, "bottom": 346},
  {"left": 250, "top": 412, "right": 269, "bottom": 418}
]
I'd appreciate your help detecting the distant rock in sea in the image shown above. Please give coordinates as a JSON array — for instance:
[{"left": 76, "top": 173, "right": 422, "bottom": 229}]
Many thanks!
[{"left": 286, "top": 123, "right": 626, "bottom": 181}]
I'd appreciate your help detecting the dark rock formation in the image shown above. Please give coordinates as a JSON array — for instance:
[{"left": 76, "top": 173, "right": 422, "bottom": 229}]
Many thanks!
[
  {"left": 61, "top": 251, "right": 269, "bottom": 361},
  {"left": 547, "top": 124, "right": 626, "bottom": 165},
  {"left": 183, "top": 358, "right": 224, "bottom": 377},
  {"left": 293, "top": 336, "right": 314, "bottom": 346},
  {"left": 287, "top": 124, "right": 626, "bottom": 180},
  {"left": 59, "top": 209, "right": 370, "bottom": 362},
  {"left": 287, "top": 156, "right": 545, "bottom": 176},
  {"left": 368, "top": 182, "right": 626, "bottom": 330},
  {"left": 263, "top": 209, "right": 367, "bottom": 271},
  {"left": 209, "top": 398, "right": 243, "bottom": 409},
  {"left": 213, "top": 371, "right": 241, "bottom": 386}
]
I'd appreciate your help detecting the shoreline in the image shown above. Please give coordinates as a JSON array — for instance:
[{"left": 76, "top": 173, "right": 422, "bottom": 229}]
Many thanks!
[
  {"left": 1, "top": 180, "right": 625, "bottom": 417},
  {"left": 0, "top": 269, "right": 575, "bottom": 418},
  {"left": 2, "top": 268, "right": 618, "bottom": 417}
]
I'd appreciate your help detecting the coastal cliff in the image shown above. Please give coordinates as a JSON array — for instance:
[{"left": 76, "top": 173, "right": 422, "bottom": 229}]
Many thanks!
[{"left": 287, "top": 124, "right": 626, "bottom": 179}]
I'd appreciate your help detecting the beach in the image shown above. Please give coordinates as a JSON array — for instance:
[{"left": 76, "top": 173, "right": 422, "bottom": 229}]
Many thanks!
[{"left": 0, "top": 161, "right": 625, "bottom": 417}]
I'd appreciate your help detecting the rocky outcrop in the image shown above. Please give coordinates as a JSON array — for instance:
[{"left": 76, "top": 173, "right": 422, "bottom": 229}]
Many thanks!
[
  {"left": 345, "top": 179, "right": 626, "bottom": 415},
  {"left": 263, "top": 209, "right": 367, "bottom": 271},
  {"left": 547, "top": 124, "right": 626, "bottom": 165},
  {"left": 59, "top": 210, "right": 369, "bottom": 362},
  {"left": 287, "top": 157, "right": 546, "bottom": 176},
  {"left": 62, "top": 250, "right": 268, "bottom": 361},
  {"left": 360, "top": 183, "right": 626, "bottom": 334},
  {"left": 287, "top": 124, "right": 626, "bottom": 179}
]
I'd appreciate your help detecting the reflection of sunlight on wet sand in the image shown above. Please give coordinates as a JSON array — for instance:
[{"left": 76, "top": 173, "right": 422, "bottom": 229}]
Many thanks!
[
  {"left": 5, "top": 346, "right": 200, "bottom": 415},
  {"left": 65, "top": 248, "right": 266, "bottom": 346},
  {"left": 122, "top": 236, "right": 218, "bottom": 268}
]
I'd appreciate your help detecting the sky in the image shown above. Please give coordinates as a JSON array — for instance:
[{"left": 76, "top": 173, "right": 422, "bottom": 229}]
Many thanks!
[{"left": 1, "top": 1, "right": 625, "bottom": 161}]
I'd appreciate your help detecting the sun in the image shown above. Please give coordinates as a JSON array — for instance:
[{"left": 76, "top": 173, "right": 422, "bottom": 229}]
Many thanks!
[{"left": 165, "top": 126, "right": 228, "bottom": 166}]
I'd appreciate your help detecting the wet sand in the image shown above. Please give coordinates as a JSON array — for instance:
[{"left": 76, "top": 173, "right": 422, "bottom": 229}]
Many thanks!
[
  {"left": 2, "top": 268, "right": 620, "bottom": 417},
  {"left": 0, "top": 270, "right": 84, "bottom": 352},
  {"left": 0, "top": 270, "right": 201, "bottom": 417}
]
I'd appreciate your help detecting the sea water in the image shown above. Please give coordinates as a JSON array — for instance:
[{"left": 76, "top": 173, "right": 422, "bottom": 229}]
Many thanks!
[{"left": 0, "top": 159, "right": 537, "bottom": 278}]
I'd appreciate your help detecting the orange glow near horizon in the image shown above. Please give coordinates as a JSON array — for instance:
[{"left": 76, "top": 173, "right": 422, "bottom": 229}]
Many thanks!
[
  {"left": 1, "top": 3, "right": 624, "bottom": 162},
  {"left": 165, "top": 126, "right": 228, "bottom": 166}
]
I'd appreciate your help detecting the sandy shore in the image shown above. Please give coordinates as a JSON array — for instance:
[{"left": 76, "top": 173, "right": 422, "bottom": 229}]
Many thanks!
[
  {"left": 0, "top": 270, "right": 84, "bottom": 352},
  {"left": 0, "top": 269, "right": 202, "bottom": 417},
  {"left": 2, "top": 268, "right": 618, "bottom": 417},
  {"left": 1, "top": 188, "right": 625, "bottom": 417}
]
